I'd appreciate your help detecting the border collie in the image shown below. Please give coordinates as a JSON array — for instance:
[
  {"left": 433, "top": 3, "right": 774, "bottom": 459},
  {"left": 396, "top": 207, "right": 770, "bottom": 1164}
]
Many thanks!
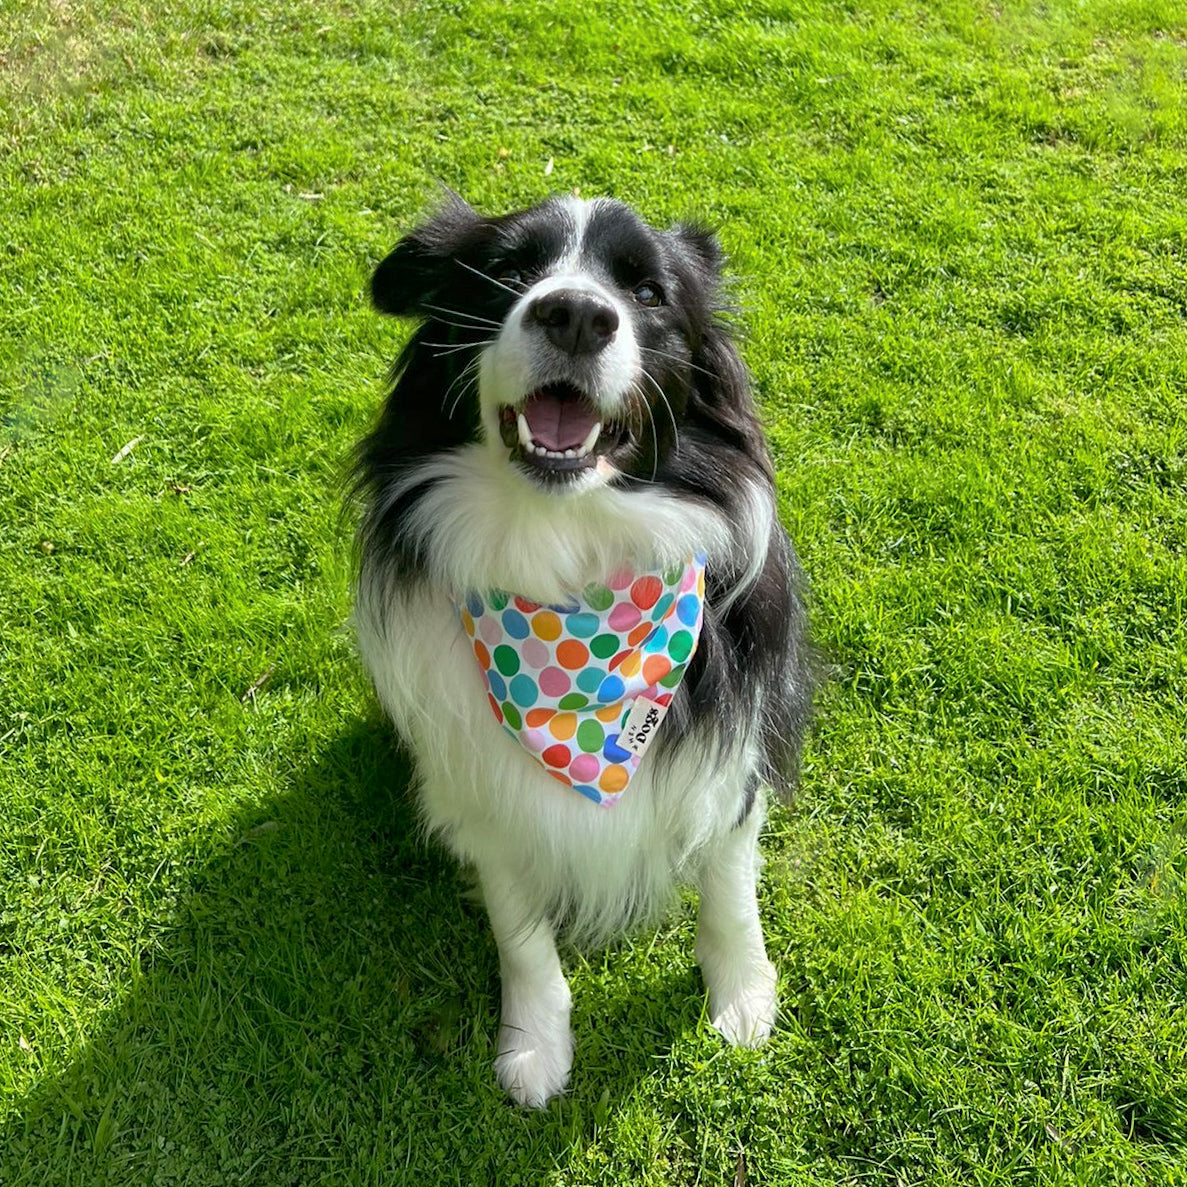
[{"left": 352, "top": 195, "right": 812, "bottom": 1107}]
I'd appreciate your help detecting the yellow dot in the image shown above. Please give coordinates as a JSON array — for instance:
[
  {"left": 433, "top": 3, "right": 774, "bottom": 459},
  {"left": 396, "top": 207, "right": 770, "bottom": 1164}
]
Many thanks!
[
  {"left": 599, "top": 764, "right": 629, "bottom": 793},
  {"left": 532, "top": 611, "right": 562, "bottom": 641},
  {"left": 549, "top": 712, "right": 577, "bottom": 740},
  {"left": 595, "top": 700, "right": 624, "bottom": 723},
  {"left": 617, "top": 650, "right": 642, "bottom": 678}
]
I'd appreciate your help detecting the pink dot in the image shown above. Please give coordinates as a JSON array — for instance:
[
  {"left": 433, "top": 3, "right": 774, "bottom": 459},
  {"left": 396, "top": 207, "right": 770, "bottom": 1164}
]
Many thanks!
[
  {"left": 681, "top": 565, "right": 697, "bottom": 592},
  {"left": 538, "top": 666, "right": 571, "bottom": 696},
  {"left": 523, "top": 728, "right": 549, "bottom": 753},
  {"left": 609, "top": 602, "right": 642, "bottom": 631},
  {"left": 606, "top": 567, "right": 634, "bottom": 590},
  {"left": 521, "top": 638, "right": 550, "bottom": 669},
  {"left": 569, "top": 753, "right": 600, "bottom": 784},
  {"left": 480, "top": 616, "right": 502, "bottom": 645}
]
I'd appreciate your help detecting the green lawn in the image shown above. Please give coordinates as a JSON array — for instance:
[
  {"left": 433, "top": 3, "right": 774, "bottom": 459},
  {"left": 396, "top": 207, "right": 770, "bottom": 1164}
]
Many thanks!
[{"left": 2, "top": 0, "right": 1186, "bottom": 1182}]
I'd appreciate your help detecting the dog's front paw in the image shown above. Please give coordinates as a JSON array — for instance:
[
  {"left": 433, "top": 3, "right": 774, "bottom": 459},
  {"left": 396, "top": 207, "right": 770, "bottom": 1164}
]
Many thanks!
[
  {"left": 494, "top": 1020, "right": 574, "bottom": 1108},
  {"left": 706, "top": 958, "right": 777, "bottom": 1047}
]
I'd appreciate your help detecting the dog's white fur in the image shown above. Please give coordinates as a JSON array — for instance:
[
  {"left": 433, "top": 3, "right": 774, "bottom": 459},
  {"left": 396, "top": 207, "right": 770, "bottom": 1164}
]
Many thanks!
[{"left": 355, "top": 444, "right": 779, "bottom": 1105}]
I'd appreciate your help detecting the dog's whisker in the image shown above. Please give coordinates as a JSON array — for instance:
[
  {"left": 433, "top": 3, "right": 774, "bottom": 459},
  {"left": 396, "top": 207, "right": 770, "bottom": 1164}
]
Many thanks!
[
  {"left": 422, "top": 339, "right": 497, "bottom": 355},
  {"left": 422, "top": 302, "right": 503, "bottom": 329},
  {"left": 439, "top": 356, "right": 482, "bottom": 418},
  {"left": 638, "top": 345, "right": 716, "bottom": 380},
  {"left": 453, "top": 259, "right": 523, "bottom": 298},
  {"left": 637, "top": 366, "right": 681, "bottom": 458}
]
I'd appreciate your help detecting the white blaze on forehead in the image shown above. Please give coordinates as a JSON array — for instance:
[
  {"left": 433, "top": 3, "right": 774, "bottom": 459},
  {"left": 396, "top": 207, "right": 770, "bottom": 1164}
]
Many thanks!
[{"left": 554, "top": 195, "right": 605, "bottom": 272}]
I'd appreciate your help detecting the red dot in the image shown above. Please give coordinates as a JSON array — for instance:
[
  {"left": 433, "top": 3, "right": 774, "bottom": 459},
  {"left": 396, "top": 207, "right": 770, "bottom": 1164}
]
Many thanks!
[
  {"left": 515, "top": 595, "right": 541, "bottom": 613},
  {"left": 488, "top": 694, "right": 504, "bottom": 723},
  {"left": 542, "top": 744, "right": 571, "bottom": 768},
  {"left": 608, "top": 649, "right": 633, "bottom": 671},
  {"left": 631, "top": 575, "right": 662, "bottom": 610}
]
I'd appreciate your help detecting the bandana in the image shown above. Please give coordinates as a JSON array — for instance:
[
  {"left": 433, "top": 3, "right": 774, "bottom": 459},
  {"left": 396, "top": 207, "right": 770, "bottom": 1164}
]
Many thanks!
[{"left": 455, "top": 555, "right": 706, "bottom": 806}]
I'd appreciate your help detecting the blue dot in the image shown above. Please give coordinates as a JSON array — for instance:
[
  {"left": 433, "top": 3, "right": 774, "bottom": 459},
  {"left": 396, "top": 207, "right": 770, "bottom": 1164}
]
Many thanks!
[
  {"left": 572, "top": 783, "right": 602, "bottom": 803},
  {"left": 603, "top": 733, "right": 631, "bottom": 763},
  {"left": 509, "top": 674, "right": 539, "bottom": 708},
  {"left": 466, "top": 592, "right": 484, "bottom": 618},
  {"left": 576, "top": 667, "right": 604, "bottom": 694},
  {"left": 677, "top": 594, "right": 701, "bottom": 627},
  {"left": 548, "top": 596, "right": 580, "bottom": 614},
  {"left": 502, "top": 609, "right": 529, "bottom": 639},
  {"left": 487, "top": 671, "right": 506, "bottom": 701},
  {"left": 566, "top": 612, "right": 599, "bottom": 638},
  {"left": 597, "top": 675, "right": 625, "bottom": 704},
  {"left": 644, "top": 626, "right": 669, "bottom": 653}
]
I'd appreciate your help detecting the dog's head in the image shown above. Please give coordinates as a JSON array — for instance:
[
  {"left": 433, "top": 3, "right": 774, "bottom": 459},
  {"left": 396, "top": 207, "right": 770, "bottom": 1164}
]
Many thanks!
[{"left": 369, "top": 194, "right": 762, "bottom": 494}]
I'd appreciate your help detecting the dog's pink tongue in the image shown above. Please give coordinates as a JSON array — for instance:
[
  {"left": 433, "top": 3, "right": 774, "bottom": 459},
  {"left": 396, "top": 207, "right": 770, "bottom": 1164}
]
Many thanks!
[{"left": 523, "top": 390, "right": 599, "bottom": 451}]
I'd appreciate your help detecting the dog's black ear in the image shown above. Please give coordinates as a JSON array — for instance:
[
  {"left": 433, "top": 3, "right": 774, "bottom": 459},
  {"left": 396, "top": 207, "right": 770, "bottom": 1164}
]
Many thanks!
[
  {"left": 371, "top": 195, "right": 490, "bottom": 317},
  {"left": 668, "top": 221, "right": 726, "bottom": 278}
]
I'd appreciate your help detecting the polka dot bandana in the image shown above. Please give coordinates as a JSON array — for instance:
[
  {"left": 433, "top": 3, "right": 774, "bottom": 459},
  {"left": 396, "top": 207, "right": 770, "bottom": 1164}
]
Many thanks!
[{"left": 455, "top": 555, "right": 707, "bottom": 806}]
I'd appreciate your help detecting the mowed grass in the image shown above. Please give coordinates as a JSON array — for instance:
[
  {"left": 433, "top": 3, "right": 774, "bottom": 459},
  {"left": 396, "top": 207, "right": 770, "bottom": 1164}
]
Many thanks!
[{"left": 2, "top": 0, "right": 1186, "bottom": 1182}]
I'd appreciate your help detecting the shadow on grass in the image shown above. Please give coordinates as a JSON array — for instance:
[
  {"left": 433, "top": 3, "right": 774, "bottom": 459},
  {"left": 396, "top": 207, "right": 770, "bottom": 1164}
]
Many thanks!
[{"left": 1, "top": 718, "right": 698, "bottom": 1184}]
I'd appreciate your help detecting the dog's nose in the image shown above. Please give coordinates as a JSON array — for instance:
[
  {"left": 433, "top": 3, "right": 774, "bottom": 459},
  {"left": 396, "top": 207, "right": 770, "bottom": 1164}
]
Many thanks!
[{"left": 529, "top": 290, "right": 619, "bottom": 356}]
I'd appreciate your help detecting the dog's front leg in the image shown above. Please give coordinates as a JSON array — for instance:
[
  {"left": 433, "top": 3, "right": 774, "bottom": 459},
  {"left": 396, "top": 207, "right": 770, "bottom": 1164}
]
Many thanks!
[
  {"left": 476, "top": 862, "right": 573, "bottom": 1108},
  {"left": 695, "top": 803, "right": 778, "bottom": 1046}
]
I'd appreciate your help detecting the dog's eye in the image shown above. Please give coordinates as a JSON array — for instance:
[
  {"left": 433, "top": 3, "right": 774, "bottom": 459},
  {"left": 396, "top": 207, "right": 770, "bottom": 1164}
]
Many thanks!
[
  {"left": 632, "top": 282, "right": 664, "bottom": 307},
  {"left": 496, "top": 267, "right": 524, "bottom": 289}
]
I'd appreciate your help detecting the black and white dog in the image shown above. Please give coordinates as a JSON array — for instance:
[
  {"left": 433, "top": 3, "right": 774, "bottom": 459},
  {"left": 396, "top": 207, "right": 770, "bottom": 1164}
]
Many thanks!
[{"left": 352, "top": 195, "right": 811, "bottom": 1106}]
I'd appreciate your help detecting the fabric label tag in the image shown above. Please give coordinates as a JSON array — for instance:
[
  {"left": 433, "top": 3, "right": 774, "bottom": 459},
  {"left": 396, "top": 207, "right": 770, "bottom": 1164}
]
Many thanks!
[{"left": 619, "top": 696, "right": 670, "bottom": 758}]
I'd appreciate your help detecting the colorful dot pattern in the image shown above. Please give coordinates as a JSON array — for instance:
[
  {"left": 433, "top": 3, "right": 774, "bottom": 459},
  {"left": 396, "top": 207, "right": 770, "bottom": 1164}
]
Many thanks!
[{"left": 456, "top": 554, "right": 707, "bottom": 806}]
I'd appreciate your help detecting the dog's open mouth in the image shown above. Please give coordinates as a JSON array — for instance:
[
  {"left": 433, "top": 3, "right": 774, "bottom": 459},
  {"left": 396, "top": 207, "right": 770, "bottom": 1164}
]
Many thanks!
[{"left": 498, "top": 382, "right": 628, "bottom": 476}]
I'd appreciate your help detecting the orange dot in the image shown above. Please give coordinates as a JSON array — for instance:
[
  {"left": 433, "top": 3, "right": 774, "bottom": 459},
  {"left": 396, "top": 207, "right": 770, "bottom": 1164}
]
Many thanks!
[
  {"left": 595, "top": 700, "right": 624, "bottom": 723},
  {"left": 599, "top": 764, "right": 629, "bottom": 793},
  {"left": 627, "top": 622, "right": 652, "bottom": 648},
  {"left": 642, "top": 655, "right": 672, "bottom": 685},
  {"left": 549, "top": 712, "right": 577, "bottom": 740},
  {"left": 532, "top": 611, "right": 562, "bottom": 641},
  {"left": 617, "top": 650, "right": 642, "bottom": 678},
  {"left": 473, "top": 641, "right": 490, "bottom": 670},
  {"left": 556, "top": 639, "right": 589, "bottom": 670},
  {"left": 525, "top": 708, "right": 555, "bottom": 728}
]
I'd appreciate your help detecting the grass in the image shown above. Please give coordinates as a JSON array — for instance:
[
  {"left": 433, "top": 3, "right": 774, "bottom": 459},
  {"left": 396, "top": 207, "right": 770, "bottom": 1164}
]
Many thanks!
[{"left": 2, "top": 0, "right": 1186, "bottom": 1182}]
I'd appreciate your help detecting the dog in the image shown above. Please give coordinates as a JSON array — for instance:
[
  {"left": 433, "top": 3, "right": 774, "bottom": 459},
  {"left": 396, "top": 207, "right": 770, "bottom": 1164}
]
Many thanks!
[{"left": 351, "top": 194, "right": 812, "bottom": 1106}]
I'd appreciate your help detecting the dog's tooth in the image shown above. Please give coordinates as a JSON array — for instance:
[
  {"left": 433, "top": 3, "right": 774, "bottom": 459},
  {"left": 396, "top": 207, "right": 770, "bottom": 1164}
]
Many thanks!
[
  {"left": 577, "top": 421, "right": 602, "bottom": 455},
  {"left": 517, "top": 413, "right": 532, "bottom": 450},
  {"left": 563, "top": 449, "right": 576, "bottom": 459}
]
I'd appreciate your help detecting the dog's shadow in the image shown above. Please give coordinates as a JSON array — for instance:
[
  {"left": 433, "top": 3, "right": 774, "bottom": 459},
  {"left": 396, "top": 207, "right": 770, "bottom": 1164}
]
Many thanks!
[{"left": 1, "top": 718, "right": 706, "bottom": 1181}]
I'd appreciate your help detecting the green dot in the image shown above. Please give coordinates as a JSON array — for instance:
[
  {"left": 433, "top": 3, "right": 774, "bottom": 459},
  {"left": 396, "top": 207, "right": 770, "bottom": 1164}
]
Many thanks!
[
  {"left": 558, "top": 692, "right": 589, "bottom": 711},
  {"left": 662, "top": 561, "right": 684, "bottom": 585},
  {"left": 576, "top": 719, "right": 605, "bottom": 754},
  {"left": 582, "top": 582, "right": 614, "bottom": 611},
  {"left": 659, "top": 663, "right": 686, "bottom": 689},
  {"left": 501, "top": 702, "right": 522, "bottom": 730},
  {"left": 493, "top": 645, "right": 520, "bottom": 677},
  {"left": 488, "top": 589, "right": 509, "bottom": 611},
  {"left": 590, "top": 632, "right": 619, "bottom": 660},
  {"left": 668, "top": 630, "right": 693, "bottom": 663}
]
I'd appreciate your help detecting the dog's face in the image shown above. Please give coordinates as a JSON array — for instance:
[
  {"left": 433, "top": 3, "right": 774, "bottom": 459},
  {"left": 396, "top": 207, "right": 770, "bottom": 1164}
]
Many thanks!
[{"left": 370, "top": 195, "right": 729, "bottom": 493}]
